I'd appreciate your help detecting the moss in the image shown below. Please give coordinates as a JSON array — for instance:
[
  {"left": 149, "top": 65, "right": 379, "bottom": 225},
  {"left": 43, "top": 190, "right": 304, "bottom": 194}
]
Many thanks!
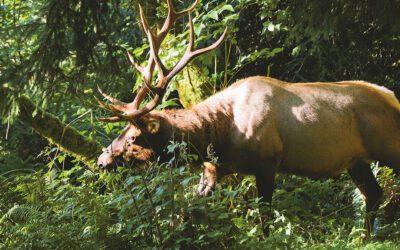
[
  {"left": 13, "top": 93, "right": 102, "bottom": 171},
  {"left": 176, "top": 64, "right": 215, "bottom": 107}
]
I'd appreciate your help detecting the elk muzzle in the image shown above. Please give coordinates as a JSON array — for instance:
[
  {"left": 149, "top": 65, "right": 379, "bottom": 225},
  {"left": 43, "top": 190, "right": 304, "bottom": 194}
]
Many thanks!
[{"left": 97, "top": 148, "right": 114, "bottom": 168}]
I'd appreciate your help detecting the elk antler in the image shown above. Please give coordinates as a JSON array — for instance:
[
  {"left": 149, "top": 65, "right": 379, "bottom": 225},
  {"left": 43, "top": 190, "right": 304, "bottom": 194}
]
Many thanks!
[{"left": 97, "top": 0, "right": 227, "bottom": 122}]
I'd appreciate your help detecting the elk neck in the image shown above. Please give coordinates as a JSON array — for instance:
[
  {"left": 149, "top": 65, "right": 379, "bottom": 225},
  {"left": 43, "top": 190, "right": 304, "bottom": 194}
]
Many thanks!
[{"left": 154, "top": 99, "right": 234, "bottom": 158}]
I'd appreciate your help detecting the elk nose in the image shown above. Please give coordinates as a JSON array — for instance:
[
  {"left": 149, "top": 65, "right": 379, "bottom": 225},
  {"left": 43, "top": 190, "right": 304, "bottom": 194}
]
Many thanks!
[{"left": 97, "top": 158, "right": 110, "bottom": 168}]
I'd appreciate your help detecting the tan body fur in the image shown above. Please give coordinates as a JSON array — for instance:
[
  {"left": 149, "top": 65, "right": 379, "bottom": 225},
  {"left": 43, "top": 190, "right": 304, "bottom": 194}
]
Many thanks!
[{"left": 148, "top": 76, "right": 400, "bottom": 178}]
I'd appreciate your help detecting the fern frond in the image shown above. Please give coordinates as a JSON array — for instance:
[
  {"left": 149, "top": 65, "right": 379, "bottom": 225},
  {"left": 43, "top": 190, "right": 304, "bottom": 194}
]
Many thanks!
[{"left": 0, "top": 204, "right": 41, "bottom": 225}]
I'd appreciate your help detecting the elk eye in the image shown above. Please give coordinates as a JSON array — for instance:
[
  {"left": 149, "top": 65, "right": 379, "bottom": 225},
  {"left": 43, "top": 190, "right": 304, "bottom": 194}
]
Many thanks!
[
  {"left": 146, "top": 120, "right": 160, "bottom": 134},
  {"left": 125, "top": 136, "right": 135, "bottom": 145}
]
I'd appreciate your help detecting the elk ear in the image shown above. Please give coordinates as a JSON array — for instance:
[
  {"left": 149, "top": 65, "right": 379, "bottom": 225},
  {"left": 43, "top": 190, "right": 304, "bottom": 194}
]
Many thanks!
[{"left": 145, "top": 120, "right": 160, "bottom": 134}]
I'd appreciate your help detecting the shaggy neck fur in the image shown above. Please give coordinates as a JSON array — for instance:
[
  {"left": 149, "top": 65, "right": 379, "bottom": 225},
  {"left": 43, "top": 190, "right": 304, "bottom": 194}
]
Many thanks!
[{"left": 153, "top": 101, "right": 234, "bottom": 159}]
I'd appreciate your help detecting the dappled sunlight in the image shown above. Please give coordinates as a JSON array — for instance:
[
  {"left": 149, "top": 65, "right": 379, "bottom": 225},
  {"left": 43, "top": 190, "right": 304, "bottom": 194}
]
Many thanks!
[{"left": 291, "top": 103, "right": 319, "bottom": 123}]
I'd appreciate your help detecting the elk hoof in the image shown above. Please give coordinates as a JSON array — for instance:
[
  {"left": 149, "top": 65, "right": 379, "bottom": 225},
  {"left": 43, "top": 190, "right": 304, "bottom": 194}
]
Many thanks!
[{"left": 196, "top": 182, "right": 214, "bottom": 196}]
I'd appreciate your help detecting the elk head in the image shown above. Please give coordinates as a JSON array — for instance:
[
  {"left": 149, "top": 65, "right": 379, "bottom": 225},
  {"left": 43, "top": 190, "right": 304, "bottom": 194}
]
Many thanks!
[{"left": 96, "top": 0, "right": 227, "bottom": 168}]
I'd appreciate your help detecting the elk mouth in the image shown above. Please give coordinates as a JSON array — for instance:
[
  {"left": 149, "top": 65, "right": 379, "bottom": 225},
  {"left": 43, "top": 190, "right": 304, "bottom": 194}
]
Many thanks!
[{"left": 97, "top": 147, "right": 155, "bottom": 170}]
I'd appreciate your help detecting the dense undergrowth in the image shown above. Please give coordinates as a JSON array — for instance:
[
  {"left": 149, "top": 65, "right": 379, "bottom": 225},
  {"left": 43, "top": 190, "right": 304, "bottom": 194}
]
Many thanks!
[{"left": 1, "top": 142, "right": 399, "bottom": 249}]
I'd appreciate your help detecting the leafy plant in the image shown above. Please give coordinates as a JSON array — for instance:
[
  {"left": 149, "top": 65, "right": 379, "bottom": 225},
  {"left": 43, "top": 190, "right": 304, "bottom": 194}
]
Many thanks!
[{"left": 1, "top": 141, "right": 399, "bottom": 248}]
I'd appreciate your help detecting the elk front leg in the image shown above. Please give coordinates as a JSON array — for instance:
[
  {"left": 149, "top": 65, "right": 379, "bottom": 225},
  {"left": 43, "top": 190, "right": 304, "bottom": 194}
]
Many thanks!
[{"left": 197, "top": 162, "right": 217, "bottom": 196}]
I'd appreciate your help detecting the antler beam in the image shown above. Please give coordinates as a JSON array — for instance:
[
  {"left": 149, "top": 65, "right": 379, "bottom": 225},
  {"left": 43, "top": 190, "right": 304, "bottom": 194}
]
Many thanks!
[{"left": 97, "top": 0, "right": 227, "bottom": 122}]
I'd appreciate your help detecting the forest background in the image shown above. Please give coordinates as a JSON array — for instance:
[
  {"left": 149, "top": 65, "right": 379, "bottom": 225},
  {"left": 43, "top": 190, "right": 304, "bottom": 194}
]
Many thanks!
[{"left": 1, "top": 0, "right": 400, "bottom": 248}]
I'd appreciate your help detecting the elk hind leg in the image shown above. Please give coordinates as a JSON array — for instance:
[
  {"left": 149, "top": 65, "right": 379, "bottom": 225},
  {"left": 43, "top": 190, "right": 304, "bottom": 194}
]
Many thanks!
[
  {"left": 255, "top": 164, "right": 276, "bottom": 236},
  {"left": 348, "top": 160, "right": 383, "bottom": 238},
  {"left": 378, "top": 146, "right": 400, "bottom": 224},
  {"left": 375, "top": 140, "right": 400, "bottom": 175},
  {"left": 375, "top": 138, "right": 400, "bottom": 223}
]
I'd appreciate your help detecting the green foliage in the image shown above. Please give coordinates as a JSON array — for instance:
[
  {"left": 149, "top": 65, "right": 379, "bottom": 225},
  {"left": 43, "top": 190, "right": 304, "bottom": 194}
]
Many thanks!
[
  {"left": 0, "top": 121, "right": 45, "bottom": 174},
  {"left": 1, "top": 0, "right": 400, "bottom": 248},
  {"left": 1, "top": 142, "right": 399, "bottom": 248},
  {"left": 271, "top": 0, "right": 400, "bottom": 90}
]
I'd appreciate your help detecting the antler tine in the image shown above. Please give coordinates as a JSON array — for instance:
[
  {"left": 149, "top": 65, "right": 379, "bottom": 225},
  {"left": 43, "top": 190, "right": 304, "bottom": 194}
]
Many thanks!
[
  {"left": 146, "top": 29, "right": 169, "bottom": 85},
  {"left": 98, "top": 116, "right": 123, "bottom": 122},
  {"left": 123, "top": 92, "right": 164, "bottom": 120},
  {"left": 191, "top": 28, "right": 228, "bottom": 58},
  {"left": 138, "top": 5, "right": 152, "bottom": 37},
  {"left": 127, "top": 48, "right": 158, "bottom": 93},
  {"left": 175, "top": 0, "right": 199, "bottom": 16},
  {"left": 97, "top": 85, "right": 126, "bottom": 106},
  {"left": 164, "top": 13, "right": 228, "bottom": 85},
  {"left": 187, "top": 13, "right": 195, "bottom": 51},
  {"left": 160, "top": 0, "right": 200, "bottom": 38},
  {"left": 96, "top": 85, "right": 129, "bottom": 113},
  {"left": 95, "top": 95, "right": 136, "bottom": 122},
  {"left": 126, "top": 51, "right": 144, "bottom": 75},
  {"left": 127, "top": 51, "right": 160, "bottom": 94},
  {"left": 95, "top": 96, "right": 123, "bottom": 114},
  {"left": 166, "top": 0, "right": 198, "bottom": 15}
]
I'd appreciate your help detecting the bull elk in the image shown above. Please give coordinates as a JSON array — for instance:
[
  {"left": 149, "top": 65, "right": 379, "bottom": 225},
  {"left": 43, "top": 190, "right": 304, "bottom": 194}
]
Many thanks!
[{"left": 96, "top": 0, "right": 400, "bottom": 237}]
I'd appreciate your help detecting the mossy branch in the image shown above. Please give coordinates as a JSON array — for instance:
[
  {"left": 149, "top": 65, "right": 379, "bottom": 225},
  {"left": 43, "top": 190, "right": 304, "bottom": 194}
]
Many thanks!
[{"left": 1, "top": 87, "right": 101, "bottom": 171}]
